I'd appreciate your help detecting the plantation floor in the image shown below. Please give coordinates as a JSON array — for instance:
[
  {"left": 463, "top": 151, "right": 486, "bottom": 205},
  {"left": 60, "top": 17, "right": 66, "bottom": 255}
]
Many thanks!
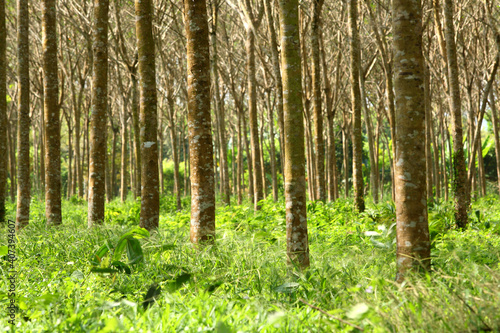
[{"left": 1, "top": 195, "right": 500, "bottom": 332}]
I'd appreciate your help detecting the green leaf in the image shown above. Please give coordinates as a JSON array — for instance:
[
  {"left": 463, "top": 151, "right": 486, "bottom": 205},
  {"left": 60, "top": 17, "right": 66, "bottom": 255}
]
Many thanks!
[
  {"left": 482, "top": 133, "right": 495, "bottom": 158},
  {"left": 126, "top": 238, "right": 144, "bottom": 264},
  {"left": 143, "top": 283, "right": 161, "bottom": 309},
  {"left": 111, "top": 261, "right": 131, "bottom": 274},
  {"left": 113, "top": 238, "right": 128, "bottom": 262},
  {"left": 119, "top": 228, "right": 150, "bottom": 241},
  {"left": 90, "top": 241, "right": 112, "bottom": 265},
  {"left": 175, "top": 272, "right": 192, "bottom": 286}
]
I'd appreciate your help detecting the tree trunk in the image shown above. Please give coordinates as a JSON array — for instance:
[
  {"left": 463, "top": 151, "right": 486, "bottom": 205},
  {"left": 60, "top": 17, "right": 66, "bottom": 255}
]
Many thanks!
[
  {"left": 0, "top": 0, "right": 6, "bottom": 223},
  {"left": 342, "top": 125, "right": 350, "bottom": 198},
  {"left": 88, "top": 0, "right": 109, "bottom": 226},
  {"left": 478, "top": 130, "right": 486, "bottom": 197},
  {"left": 490, "top": 86, "right": 500, "bottom": 196},
  {"left": 33, "top": 124, "right": 39, "bottom": 195},
  {"left": 111, "top": 127, "right": 118, "bottom": 199},
  {"left": 312, "top": 0, "right": 325, "bottom": 202},
  {"left": 15, "top": 0, "right": 30, "bottom": 230},
  {"left": 210, "top": 5, "right": 230, "bottom": 205},
  {"left": 393, "top": 0, "right": 430, "bottom": 282},
  {"left": 430, "top": 111, "right": 441, "bottom": 199},
  {"left": 136, "top": 0, "right": 160, "bottom": 231},
  {"left": 120, "top": 103, "right": 128, "bottom": 202},
  {"left": 264, "top": 0, "right": 285, "bottom": 178},
  {"left": 76, "top": 81, "right": 83, "bottom": 198},
  {"left": 232, "top": 133, "right": 236, "bottom": 197},
  {"left": 184, "top": 0, "right": 215, "bottom": 244},
  {"left": 425, "top": 66, "right": 433, "bottom": 201},
  {"left": 40, "top": 98, "right": 45, "bottom": 195},
  {"left": 360, "top": 73, "right": 378, "bottom": 203},
  {"left": 129, "top": 126, "right": 135, "bottom": 198},
  {"left": 246, "top": 29, "right": 264, "bottom": 210},
  {"left": 67, "top": 125, "right": 73, "bottom": 198},
  {"left": 243, "top": 111, "right": 254, "bottom": 201},
  {"left": 43, "top": 0, "right": 62, "bottom": 226},
  {"left": 279, "top": 0, "right": 310, "bottom": 268},
  {"left": 237, "top": 107, "right": 243, "bottom": 204},
  {"left": 260, "top": 110, "right": 266, "bottom": 198},
  {"left": 167, "top": 90, "right": 181, "bottom": 211},
  {"left": 130, "top": 70, "right": 141, "bottom": 199},
  {"left": 158, "top": 115, "right": 163, "bottom": 196},
  {"left": 439, "top": 104, "right": 449, "bottom": 201},
  {"left": 444, "top": 0, "right": 470, "bottom": 229},
  {"left": 349, "top": 0, "right": 364, "bottom": 212},
  {"left": 8, "top": 123, "right": 16, "bottom": 203},
  {"left": 266, "top": 89, "right": 278, "bottom": 201}
]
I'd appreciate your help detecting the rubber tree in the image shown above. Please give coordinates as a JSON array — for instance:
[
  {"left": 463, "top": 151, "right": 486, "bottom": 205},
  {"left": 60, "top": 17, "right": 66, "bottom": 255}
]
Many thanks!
[
  {"left": 16, "top": 0, "right": 30, "bottom": 230},
  {"left": 43, "top": 0, "right": 62, "bottom": 226},
  {"left": 444, "top": 0, "right": 470, "bottom": 229},
  {"left": 136, "top": 0, "right": 160, "bottom": 230},
  {"left": 0, "top": 0, "right": 7, "bottom": 224},
  {"left": 349, "top": 0, "right": 365, "bottom": 212},
  {"left": 393, "top": 0, "right": 431, "bottom": 282},
  {"left": 185, "top": 0, "right": 216, "bottom": 244},
  {"left": 88, "top": 0, "right": 109, "bottom": 227},
  {"left": 279, "top": 0, "right": 310, "bottom": 267}
]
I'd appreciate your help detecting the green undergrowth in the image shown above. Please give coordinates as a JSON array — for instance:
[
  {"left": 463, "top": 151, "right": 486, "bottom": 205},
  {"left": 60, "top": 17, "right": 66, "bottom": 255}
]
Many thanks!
[{"left": 0, "top": 195, "right": 499, "bottom": 332}]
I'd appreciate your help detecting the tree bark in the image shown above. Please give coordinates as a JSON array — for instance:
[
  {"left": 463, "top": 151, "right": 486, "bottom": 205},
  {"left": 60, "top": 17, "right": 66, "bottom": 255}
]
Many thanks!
[
  {"left": 360, "top": 72, "right": 378, "bottom": 203},
  {"left": 237, "top": 106, "right": 243, "bottom": 204},
  {"left": 110, "top": 126, "right": 118, "bottom": 200},
  {"left": 43, "top": 0, "right": 62, "bottom": 226},
  {"left": 131, "top": 70, "right": 141, "bottom": 199},
  {"left": 393, "top": 0, "right": 430, "bottom": 282},
  {"left": 88, "top": 0, "right": 109, "bottom": 226},
  {"left": 0, "top": 0, "right": 6, "bottom": 223},
  {"left": 120, "top": 103, "right": 128, "bottom": 202},
  {"left": 266, "top": 88, "right": 278, "bottom": 201},
  {"left": 342, "top": 124, "right": 350, "bottom": 198},
  {"left": 279, "top": 0, "right": 310, "bottom": 268},
  {"left": 424, "top": 66, "right": 433, "bottom": 201},
  {"left": 243, "top": 111, "right": 254, "bottom": 201},
  {"left": 8, "top": 123, "right": 16, "bottom": 203},
  {"left": 349, "top": 0, "right": 364, "bottom": 212},
  {"left": 490, "top": 86, "right": 500, "bottom": 196},
  {"left": 167, "top": 87, "right": 182, "bottom": 211},
  {"left": 264, "top": 0, "right": 285, "bottom": 178},
  {"left": 184, "top": 0, "right": 215, "bottom": 244},
  {"left": 210, "top": 4, "right": 230, "bottom": 205},
  {"left": 322, "top": 32, "right": 340, "bottom": 202},
  {"left": 15, "top": 0, "right": 30, "bottom": 230},
  {"left": 444, "top": 0, "right": 470, "bottom": 229},
  {"left": 311, "top": 0, "right": 325, "bottom": 202},
  {"left": 136, "top": 0, "right": 160, "bottom": 230},
  {"left": 246, "top": 28, "right": 264, "bottom": 210}
]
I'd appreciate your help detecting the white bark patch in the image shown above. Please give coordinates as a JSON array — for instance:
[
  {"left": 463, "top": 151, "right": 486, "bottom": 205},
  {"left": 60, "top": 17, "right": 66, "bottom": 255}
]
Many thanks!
[{"left": 143, "top": 141, "right": 155, "bottom": 148}]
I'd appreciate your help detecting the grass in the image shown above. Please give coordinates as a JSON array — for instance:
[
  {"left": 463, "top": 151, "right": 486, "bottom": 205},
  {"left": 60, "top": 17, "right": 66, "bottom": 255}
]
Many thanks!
[{"left": 1, "top": 194, "right": 499, "bottom": 332}]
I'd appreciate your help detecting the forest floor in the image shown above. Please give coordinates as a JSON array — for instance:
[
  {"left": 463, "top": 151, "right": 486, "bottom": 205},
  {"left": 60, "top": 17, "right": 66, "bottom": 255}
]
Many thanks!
[{"left": 1, "top": 194, "right": 500, "bottom": 332}]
